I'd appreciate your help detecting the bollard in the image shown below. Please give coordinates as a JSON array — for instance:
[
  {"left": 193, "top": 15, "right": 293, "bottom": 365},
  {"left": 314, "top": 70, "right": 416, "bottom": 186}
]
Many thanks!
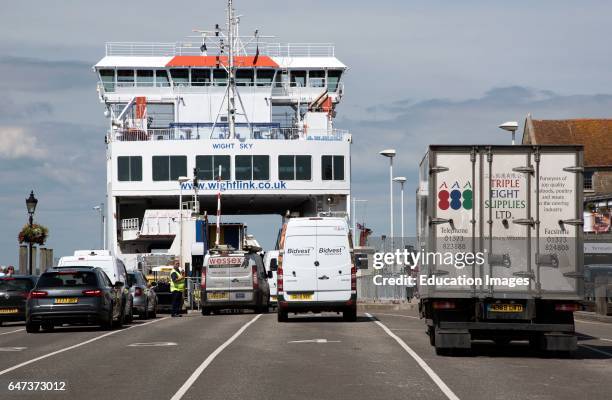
[{"left": 594, "top": 275, "right": 609, "bottom": 316}]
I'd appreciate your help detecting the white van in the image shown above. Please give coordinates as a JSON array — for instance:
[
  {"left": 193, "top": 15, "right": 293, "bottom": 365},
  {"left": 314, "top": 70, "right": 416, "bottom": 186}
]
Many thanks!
[
  {"left": 263, "top": 250, "right": 280, "bottom": 306},
  {"left": 277, "top": 217, "right": 356, "bottom": 322},
  {"left": 58, "top": 250, "right": 133, "bottom": 323}
]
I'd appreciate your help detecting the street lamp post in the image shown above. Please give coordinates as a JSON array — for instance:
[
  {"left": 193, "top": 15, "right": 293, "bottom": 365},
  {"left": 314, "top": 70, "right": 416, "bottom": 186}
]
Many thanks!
[
  {"left": 93, "top": 203, "right": 105, "bottom": 249},
  {"left": 393, "top": 177, "right": 407, "bottom": 250},
  {"left": 25, "top": 191, "right": 38, "bottom": 275},
  {"left": 379, "top": 149, "right": 396, "bottom": 246},
  {"left": 177, "top": 176, "right": 190, "bottom": 270},
  {"left": 499, "top": 121, "right": 519, "bottom": 145}
]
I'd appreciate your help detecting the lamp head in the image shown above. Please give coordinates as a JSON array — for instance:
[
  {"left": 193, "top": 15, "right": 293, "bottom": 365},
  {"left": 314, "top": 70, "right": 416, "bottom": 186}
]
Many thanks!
[
  {"left": 498, "top": 121, "right": 519, "bottom": 132},
  {"left": 393, "top": 176, "right": 407, "bottom": 184},
  {"left": 379, "top": 149, "right": 396, "bottom": 158},
  {"left": 25, "top": 190, "right": 38, "bottom": 215}
]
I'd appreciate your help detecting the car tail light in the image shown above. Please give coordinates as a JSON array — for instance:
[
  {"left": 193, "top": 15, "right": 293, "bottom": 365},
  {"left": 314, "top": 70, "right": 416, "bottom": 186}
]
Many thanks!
[
  {"left": 351, "top": 264, "right": 357, "bottom": 293},
  {"left": 555, "top": 303, "right": 580, "bottom": 312},
  {"left": 82, "top": 289, "right": 103, "bottom": 297},
  {"left": 134, "top": 287, "right": 143, "bottom": 297},
  {"left": 28, "top": 290, "right": 48, "bottom": 299},
  {"left": 201, "top": 269, "right": 206, "bottom": 289},
  {"left": 252, "top": 265, "right": 259, "bottom": 289},
  {"left": 432, "top": 301, "right": 455, "bottom": 310},
  {"left": 277, "top": 263, "right": 284, "bottom": 293}
]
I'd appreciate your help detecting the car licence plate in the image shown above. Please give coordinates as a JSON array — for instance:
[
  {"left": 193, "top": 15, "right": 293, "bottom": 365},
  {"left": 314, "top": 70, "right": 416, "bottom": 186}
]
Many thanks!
[
  {"left": 235, "top": 292, "right": 245, "bottom": 299},
  {"left": 289, "top": 293, "right": 313, "bottom": 300},
  {"left": 208, "top": 292, "right": 229, "bottom": 300},
  {"left": 0, "top": 308, "right": 18, "bottom": 314},
  {"left": 54, "top": 298, "right": 78, "bottom": 304},
  {"left": 270, "top": 295, "right": 277, "bottom": 301},
  {"left": 489, "top": 304, "right": 523, "bottom": 312}
]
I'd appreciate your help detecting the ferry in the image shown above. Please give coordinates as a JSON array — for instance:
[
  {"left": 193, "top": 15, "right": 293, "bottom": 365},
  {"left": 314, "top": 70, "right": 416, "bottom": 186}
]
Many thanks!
[{"left": 93, "top": 0, "right": 351, "bottom": 275}]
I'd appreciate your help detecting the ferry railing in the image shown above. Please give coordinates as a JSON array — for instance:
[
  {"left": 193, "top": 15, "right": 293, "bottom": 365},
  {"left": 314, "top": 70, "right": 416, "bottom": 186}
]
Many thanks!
[
  {"left": 111, "top": 127, "right": 350, "bottom": 142},
  {"left": 105, "top": 42, "right": 335, "bottom": 57}
]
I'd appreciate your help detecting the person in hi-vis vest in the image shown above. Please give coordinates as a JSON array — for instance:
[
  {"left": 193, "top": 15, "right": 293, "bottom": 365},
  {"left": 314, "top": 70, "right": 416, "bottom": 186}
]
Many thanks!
[{"left": 170, "top": 260, "right": 185, "bottom": 317}]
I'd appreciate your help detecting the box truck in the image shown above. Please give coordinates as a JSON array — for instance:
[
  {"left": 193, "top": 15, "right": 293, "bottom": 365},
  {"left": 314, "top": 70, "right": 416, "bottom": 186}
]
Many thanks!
[{"left": 416, "top": 145, "right": 584, "bottom": 354}]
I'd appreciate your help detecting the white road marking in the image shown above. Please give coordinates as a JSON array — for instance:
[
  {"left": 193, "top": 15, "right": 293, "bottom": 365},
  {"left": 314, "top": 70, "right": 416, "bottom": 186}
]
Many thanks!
[
  {"left": 600, "top": 338, "right": 612, "bottom": 342},
  {"left": 575, "top": 319, "right": 610, "bottom": 326},
  {"left": 366, "top": 313, "right": 460, "bottom": 400},
  {"left": 170, "top": 314, "right": 262, "bottom": 400},
  {"left": 288, "top": 339, "right": 341, "bottom": 343},
  {"left": 375, "top": 312, "right": 420, "bottom": 319},
  {"left": 0, "top": 329, "right": 24, "bottom": 336},
  {"left": 128, "top": 342, "right": 177, "bottom": 347},
  {"left": 580, "top": 344, "right": 612, "bottom": 357},
  {"left": 0, "top": 317, "right": 169, "bottom": 376},
  {"left": 0, "top": 347, "right": 26, "bottom": 352}
]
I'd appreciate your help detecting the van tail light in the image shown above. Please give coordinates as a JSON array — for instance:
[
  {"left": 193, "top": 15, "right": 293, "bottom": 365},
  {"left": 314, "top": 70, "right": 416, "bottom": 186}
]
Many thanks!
[
  {"left": 351, "top": 264, "right": 357, "bottom": 293},
  {"left": 28, "top": 290, "right": 48, "bottom": 299},
  {"left": 201, "top": 269, "right": 206, "bottom": 289},
  {"left": 134, "top": 287, "right": 143, "bottom": 297},
  {"left": 432, "top": 301, "right": 456, "bottom": 310},
  {"left": 277, "top": 264, "right": 284, "bottom": 293},
  {"left": 82, "top": 289, "right": 103, "bottom": 297},
  {"left": 555, "top": 303, "right": 580, "bottom": 312},
  {"left": 252, "top": 265, "right": 259, "bottom": 289}
]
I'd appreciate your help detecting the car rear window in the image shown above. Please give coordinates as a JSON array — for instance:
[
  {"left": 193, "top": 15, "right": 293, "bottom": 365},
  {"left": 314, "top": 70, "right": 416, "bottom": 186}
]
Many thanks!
[
  {"left": 37, "top": 272, "right": 98, "bottom": 288},
  {"left": 0, "top": 278, "right": 33, "bottom": 291}
]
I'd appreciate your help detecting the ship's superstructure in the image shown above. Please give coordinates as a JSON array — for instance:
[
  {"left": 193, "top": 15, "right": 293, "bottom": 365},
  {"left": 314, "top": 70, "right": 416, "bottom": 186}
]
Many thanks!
[{"left": 94, "top": 1, "right": 350, "bottom": 271}]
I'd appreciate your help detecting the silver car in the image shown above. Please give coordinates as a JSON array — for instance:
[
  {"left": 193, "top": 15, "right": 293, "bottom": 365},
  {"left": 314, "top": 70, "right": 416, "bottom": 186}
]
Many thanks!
[{"left": 127, "top": 271, "right": 157, "bottom": 319}]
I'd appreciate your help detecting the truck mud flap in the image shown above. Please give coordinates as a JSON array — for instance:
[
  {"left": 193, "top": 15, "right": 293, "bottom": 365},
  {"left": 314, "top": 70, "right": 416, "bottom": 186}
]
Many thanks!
[
  {"left": 540, "top": 332, "right": 577, "bottom": 352},
  {"left": 435, "top": 328, "right": 471, "bottom": 349}
]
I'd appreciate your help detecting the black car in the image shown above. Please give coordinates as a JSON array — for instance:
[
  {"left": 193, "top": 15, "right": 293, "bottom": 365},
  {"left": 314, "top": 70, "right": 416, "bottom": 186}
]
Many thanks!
[
  {"left": 26, "top": 266, "right": 125, "bottom": 333},
  {"left": 0, "top": 275, "right": 37, "bottom": 325}
]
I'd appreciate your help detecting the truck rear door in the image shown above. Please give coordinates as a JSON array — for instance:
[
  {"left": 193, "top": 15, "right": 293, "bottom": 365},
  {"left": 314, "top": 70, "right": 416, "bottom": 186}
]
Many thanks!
[
  {"left": 315, "top": 222, "right": 352, "bottom": 301},
  {"left": 283, "top": 227, "right": 318, "bottom": 302},
  {"left": 228, "top": 256, "right": 253, "bottom": 301}
]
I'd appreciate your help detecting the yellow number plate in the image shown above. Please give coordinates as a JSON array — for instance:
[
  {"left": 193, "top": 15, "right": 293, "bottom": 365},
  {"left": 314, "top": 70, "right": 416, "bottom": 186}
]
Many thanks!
[
  {"left": 289, "top": 293, "right": 313, "bottom": 300},
  {"left": 54, "top": 298, "right": 78, "bottom": 304},
  {"left": 270, "top": 295, "right": 277, "bottom": 301},
  {"left": 489, "top": 304, "right": 523, "bottom": 312},
  {"left": 208, "top": 292, "right": 229, "bottom": 300},
  {"left": 0, "top": 308, "right": 18, "bottom": 314}
]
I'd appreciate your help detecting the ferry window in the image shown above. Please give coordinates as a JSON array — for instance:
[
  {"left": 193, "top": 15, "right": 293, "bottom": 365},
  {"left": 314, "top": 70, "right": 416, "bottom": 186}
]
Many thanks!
[
  {"left": 213, "top": 69, "right": 228, "bottom": 86},
  {"left": 256, "top": 69, "right": 275, "bottom": 87},
  {"left": 170, "top": 69, "right": 189, "bottom": 86},
  {"left": 235, "top": 155, "right": 269, "bottom": 180},
  {"left": 327, "top": 70, "right": 342, "bottom": 92},
  {"left": 99, "top": 69, "right": 115, "bottom": 91},
  {"left": 152, "top": 156, "right": 187, "bottom": 181},
  {"left": 118, "top": 156, "right": 142, "bottom": 182},
  {"left": 278, "top": 155, "right": 311, "bottom": 180},
  {"left": 290, "top": 70, "right": 306, "bottom": 87},
  {"left": 308, "top": 70, "right": 325, "bottom": 88},
  {"left": 196, "top": 155, "right": 230, "bottom": 180},
  {"left": 322, "top": 155, "right": 344, "bottom": 180},
  {"left": 117, "top": 69, "right": 134, "bottom": 87},
  {"left": 136, "top": 70, "right": 154, "bottom": 87},
  {"left": 236, "top": 69, "right": 254, "bottom": 86},
  {"left": 156, "top": 70, "right": 170, "bottom": 87},
  {"left": 191, "top": 69, "right": 210, "bottom": 86}
]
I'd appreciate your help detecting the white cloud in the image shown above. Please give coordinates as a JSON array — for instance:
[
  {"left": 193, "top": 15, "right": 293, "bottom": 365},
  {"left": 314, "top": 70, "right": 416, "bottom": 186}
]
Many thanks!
[{"left": 0, "top": 127, "right": 48, "bottom": 160}]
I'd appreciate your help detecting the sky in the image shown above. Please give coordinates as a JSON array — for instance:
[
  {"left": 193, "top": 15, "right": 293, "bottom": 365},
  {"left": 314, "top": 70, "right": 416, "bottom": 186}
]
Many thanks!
[{"left": 1, "top": 0, "right": 612, "bottom": 266}]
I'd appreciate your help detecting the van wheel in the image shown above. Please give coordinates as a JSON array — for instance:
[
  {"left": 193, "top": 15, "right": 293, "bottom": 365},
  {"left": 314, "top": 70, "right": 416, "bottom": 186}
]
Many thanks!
[
  {"left": 277, "top": 309, "right": 288, "bottom": 322},
  {"left": 26, "top": 321, "right": 40, "bottom": 333},
  {"left": 343, "top": 307, "right": 357, "bottom": 322},
  {"left": 41, "top": 322, "right": 54, "bottom": 331},
  {"left": 428, "top": 326, "right": 436, "bottom": 346},
  {"left": 201, "top": 308, "right": 211, "bottom": 316}
]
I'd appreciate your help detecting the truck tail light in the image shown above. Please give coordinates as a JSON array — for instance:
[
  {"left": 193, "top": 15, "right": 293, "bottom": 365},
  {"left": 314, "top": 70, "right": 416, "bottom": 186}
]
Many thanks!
[
  {"left": 351, "top": 264, "right": 357, "bottom": 293},
  {"left": 432, "top": 301, "right": 456, "bottom": 310},
  {"left": 252, "top": 265, "right": 259, "bottom": 289},
  {"left": 277, "top": 264, "right": 284, "bottom": 293},
  {"left": 201, "top": 269, "right": 206, "bottom": 289},
  {"left": 28, "top": 290, "right": 48, "bottom": 299},
  {"left": 555, "top": 303, "right": 580, "bottom": 312},
  {"left": 82, "top": 289, "right": 103, "bottom": 297},
  {"left": 134, "top": 287, "right": 143, "bottom": 297}
]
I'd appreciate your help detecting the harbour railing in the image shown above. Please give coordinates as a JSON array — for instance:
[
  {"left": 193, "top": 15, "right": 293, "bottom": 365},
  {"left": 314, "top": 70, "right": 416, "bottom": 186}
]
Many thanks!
[
  {"left": 110, "top": 126, "right": 350, "bottom": 142},
  {"left": 105, "top": 42, "right": 335, "bottom": 57}
]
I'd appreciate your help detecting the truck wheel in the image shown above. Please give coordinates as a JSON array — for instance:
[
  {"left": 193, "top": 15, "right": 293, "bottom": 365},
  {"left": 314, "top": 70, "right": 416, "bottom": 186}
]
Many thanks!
[
  {"left": 343, "top": 307, "right": 357, "bottom": 322},
  {"left": 41, "top": 322, "right": 54, "bottom": 332},
  {"left": 26, "top": 321, "right": 40, "bottom": 333},
  {"left": 201, "top": 308, "right": 211, "bottom": 316},
  {"left": 278, "top": 309, "right": 288, "bottom": 322}
]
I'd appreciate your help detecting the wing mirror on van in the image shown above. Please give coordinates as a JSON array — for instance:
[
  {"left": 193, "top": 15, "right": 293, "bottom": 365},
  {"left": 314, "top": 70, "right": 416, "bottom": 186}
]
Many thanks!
[
  {"left": 269, "top": 259, "right": 278, "bottom": 271},
  {"left": 114, "top": 281, "right": 125, "bottom": 288},
  {"left": 267, "top": 271, "right": 273, "bottom": 279}
]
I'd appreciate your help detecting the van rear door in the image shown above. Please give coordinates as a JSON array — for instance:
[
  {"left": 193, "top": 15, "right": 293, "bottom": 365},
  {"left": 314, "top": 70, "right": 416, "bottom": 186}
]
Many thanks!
[
  {"left": 228, "top": 255, "right": 253, "bottom": 301},
  {"left": 206, "top": 256, "right": 232, "bottom": 295},
  {"left": 283, "top": 229, "right": 318, "bottom": 302},
  {"left": 315, "top": 222, "right": 352, "bottom": 301}
]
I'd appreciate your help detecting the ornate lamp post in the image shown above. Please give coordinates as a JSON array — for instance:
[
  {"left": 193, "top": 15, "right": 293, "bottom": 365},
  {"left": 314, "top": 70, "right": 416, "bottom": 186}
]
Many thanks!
[{"left": 25, "top": 191, "right": 38, "bottom": 275}]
